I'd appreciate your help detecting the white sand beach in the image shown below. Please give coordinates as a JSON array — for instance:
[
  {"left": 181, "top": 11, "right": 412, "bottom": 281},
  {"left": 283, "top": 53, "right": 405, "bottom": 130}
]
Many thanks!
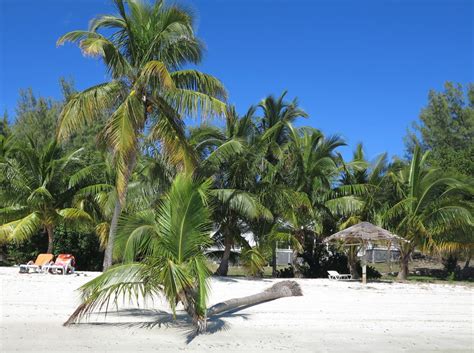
[{"left": 0, "top": 266, "right": 472, "bottom": 352}]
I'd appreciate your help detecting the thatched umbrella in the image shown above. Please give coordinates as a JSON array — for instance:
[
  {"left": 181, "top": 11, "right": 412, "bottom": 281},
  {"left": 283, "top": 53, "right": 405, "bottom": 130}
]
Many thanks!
[{"left": 324, "top": 222, "right": 407, "bottom": 284}]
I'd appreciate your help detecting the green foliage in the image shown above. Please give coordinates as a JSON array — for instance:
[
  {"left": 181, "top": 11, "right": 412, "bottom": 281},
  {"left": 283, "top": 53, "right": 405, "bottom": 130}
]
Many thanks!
[
  {"left": 0, "top": 139, "right": 93, "bottom": 253},
  {"left": 65, "top": 173, "right": 213, "bottom": 330},
  {"left": 4, "top": 226, "right": 103, "bottom": 271},
  {"left": 406, "top": 82, "right": 474, "bottom": 177}
]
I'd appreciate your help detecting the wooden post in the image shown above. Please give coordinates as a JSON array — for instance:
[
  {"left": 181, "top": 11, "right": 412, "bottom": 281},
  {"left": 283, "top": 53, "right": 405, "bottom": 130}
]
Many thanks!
[
  {"left": 362, "top": 263, "right": 367, "bottom": 284},
  {"left": 362, "top": 243, "right": 367, "bottom": 284}
]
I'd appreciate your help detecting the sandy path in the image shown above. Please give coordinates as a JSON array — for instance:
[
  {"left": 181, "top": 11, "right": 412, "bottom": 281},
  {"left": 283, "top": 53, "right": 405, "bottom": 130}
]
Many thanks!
[{"left": 0, "top": 267, "right": 472, "bottom": 352}]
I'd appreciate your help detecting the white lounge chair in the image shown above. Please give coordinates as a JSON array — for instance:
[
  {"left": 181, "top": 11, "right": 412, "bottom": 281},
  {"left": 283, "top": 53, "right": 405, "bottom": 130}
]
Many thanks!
[
  {"left": 43, "top": 254, "right": 76, "bottom": 275},
  {"left": 19, "top": 254, "right": 54, "bottom": 273},
  {"left": 327, "top": 270, "right": 352, "bottom": 280}
]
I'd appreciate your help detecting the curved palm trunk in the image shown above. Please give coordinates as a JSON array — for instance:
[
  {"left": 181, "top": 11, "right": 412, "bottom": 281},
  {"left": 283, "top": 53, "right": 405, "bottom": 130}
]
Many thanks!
[
  {"left": 215, "top": 235, "right": 232, "bottom": 276},
  {"left": 102, "top": 154, "right": 137, "bottom": 271},
  {"left": 207, "top": 280, "right": 302, "bottom": 317},
  {"left": 102, "top": 201, "right": 122, "bottom": 271},
  {"left": 46, "top": 225, "right": 54, "bottom": 254}
]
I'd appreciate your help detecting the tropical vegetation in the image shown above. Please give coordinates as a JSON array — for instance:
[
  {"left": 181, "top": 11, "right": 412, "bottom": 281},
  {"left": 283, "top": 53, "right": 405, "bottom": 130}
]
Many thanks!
[{"left": 0, "top": 0, "right": 472, "bottom": 332}]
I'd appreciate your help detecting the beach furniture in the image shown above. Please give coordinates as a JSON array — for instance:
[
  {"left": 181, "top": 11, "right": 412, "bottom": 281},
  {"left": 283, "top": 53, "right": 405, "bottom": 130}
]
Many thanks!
[
  {"left": 327, "top": 270, "right": 352, "bottom": 280},
  {"left": 19, "top": 253, "right": 54, "bottom": 273},
  {"left": 43, "top": 254, "right": 76, "bottom": 275}
]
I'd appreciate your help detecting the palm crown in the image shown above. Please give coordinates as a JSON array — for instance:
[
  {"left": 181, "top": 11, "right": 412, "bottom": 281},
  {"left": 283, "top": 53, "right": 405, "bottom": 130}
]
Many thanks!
[
  {"left": 56, "top": 0, "right": 227, "bottom": 269},
  {"left": 0, "top": 140, "right": 92, "bottom": 253}
]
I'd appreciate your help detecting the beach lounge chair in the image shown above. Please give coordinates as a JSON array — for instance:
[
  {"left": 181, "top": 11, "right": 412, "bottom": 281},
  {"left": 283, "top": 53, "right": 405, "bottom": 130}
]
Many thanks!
[
  {"left": 19, "top": 254, "right": 54, "bottom": 273},
  {"left": 327, "top": 270, "right": 352, "bottom": 280},
  {"left": 43, "top": 254, "right": 76, "bottom": 275}
]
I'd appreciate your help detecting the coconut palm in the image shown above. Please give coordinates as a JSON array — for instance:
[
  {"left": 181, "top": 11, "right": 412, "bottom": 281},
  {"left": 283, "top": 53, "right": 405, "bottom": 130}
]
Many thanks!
[
  {"left": 189, "top": 106, "right": 273, "bottom": 276},
  {"left": 258, "top": 91, "right": 308, "bottom": 164},
  {"left": 383, "top": 145, "right": 473, "bottom": 280},
  {"left": 56, "top": 0, "right": 227, "bottom": 270},
  {"left": 325, "top": 144, "right": 388, "bottom": 278},
  {"left": 0, "top": 139, "right": 92, "bottom": 253},
  {"left": 65, "top": 173, "right": 214, "bottom": 332}
]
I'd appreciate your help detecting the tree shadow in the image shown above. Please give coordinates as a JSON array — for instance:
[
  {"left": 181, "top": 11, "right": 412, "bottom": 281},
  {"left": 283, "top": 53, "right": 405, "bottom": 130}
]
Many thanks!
[{"left": 70, "top": 306, "right": 252, "bottom": 344}]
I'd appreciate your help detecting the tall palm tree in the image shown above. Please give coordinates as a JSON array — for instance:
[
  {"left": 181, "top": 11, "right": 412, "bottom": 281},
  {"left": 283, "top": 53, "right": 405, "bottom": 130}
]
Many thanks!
[
  {"left": 65, "top": 173, "right": 214, "bottom": 332},
  {"left": 56, "top": 0, "right": 227, "bottom": 270},
  {"left": 0, "top": 139, "right": 92, "bottom": 253},
  {"left": 190, "top": 106, "right": 272, "bottom": 276},
  {"left": 272, "top": 127, "right": 346, "bottom": 275},
  {"left": 258, "top": 91, "right": 308, "bottom": 165},
  {"left": 383, "top": 145, "right": 473, "bottom": 280}
]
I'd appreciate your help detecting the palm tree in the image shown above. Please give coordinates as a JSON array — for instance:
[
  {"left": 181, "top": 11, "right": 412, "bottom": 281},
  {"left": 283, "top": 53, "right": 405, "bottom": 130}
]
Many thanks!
[
  {"left": 258, "top": 91, "right": 308, "bottom": 162},
  {"left": 65, "top": 173, "right": 214, "bottom": 332},
  {"left": 190, "top": 106, "right": 272, "bottom": 276},
  {"left": 267, "top": 126, "right": 344, "bottom": 276},
  {"left": 0, "top": 139, "right": 92, "bottom": 253},
  {"left": 57, "top": 0, "right": 227, "bottom": 270},
  {"left": 326, "top": 144, "right": 388, "bottom": 278},
  {"left": 383, "top": 145, "right": 473, "bottom": 280}
]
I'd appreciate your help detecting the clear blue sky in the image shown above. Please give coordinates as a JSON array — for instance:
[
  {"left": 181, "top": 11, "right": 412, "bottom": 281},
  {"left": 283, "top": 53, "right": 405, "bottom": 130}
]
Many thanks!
[{"left": 0, "top": 0, "right": 472, "bottom": 160}]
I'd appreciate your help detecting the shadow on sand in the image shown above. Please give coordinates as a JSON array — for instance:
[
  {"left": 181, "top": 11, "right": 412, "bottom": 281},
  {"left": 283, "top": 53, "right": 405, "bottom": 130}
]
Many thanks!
[{"left": 71, "top": 306, "right": 254, "bottom": 344}]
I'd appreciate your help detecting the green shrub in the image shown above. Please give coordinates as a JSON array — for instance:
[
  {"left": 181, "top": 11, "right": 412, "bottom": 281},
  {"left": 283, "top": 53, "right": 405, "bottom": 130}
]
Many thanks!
[{"left": 3, "top": 225, "right": 103, "bottom": 271}]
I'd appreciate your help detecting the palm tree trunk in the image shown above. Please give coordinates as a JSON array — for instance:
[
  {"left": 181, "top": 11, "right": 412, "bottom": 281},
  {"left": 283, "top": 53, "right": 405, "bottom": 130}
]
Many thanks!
[
  {"left": 207, "top": 280, "right": 302, "bottom": 317},
  {"left": 347, "top": 246, "right": 360, "bottom": 279},
  {"left": 102, "top": 201, "right": 122, "bottom": 271},
  {"left": 182, "top": 289, "right": 207, "bottom": 333},
  {"left": 215, "top": 235, "right": 232, "bottom": 276},
  {"left": 292, "top": 250, "right": 303, "bottom": 278},
  {"left": 398, "top": 250, "right": 411, "bottom": 280},
  {"left": 348, "top": 259, "right": 360, "bottom": 279},
  {"left": 102, "top": 154, "right": 137, "bottom": 271},
  {"left": 46, "top": 225, "right": 54, "bottom": 254},
  {"left": 272, "top": 241, "right": 277, "bottom": 277},
  {"left": 463, "top": 249, "right": 471, "bottom": 270}
]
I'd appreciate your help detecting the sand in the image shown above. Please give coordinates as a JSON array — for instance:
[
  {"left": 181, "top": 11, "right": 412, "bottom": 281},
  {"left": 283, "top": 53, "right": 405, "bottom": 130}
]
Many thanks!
[{"left": 0, "top": 266, "right": 472, "bottom": 352}]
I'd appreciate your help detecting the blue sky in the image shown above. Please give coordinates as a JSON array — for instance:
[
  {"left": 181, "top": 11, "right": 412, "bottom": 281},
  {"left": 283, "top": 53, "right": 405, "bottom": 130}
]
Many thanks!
[{"left": 0, "top": 0, "right": 472, "bottom": 160}]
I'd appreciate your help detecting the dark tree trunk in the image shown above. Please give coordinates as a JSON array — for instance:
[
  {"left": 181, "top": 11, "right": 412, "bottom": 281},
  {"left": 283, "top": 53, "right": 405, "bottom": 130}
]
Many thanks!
[
  {"left": 215, "top": 235, "right": 232, "bottom": 276},
  {"left": 348, "top": 259, "right": 360, "bottom": 279},
  {"left": 272, "top": 241, "right": 277, "bottom": 277},
  {"left": 398, "top": 251, "right": 411, "bottom": 280},
  {"left": 46, "top": 225, "right": 54, "bottom": 254},
  {"left": 463, "top": 250, "right": 471, "bottom": 270},
  {"left": 347, "top": 246, "right": 360, "bottom": 279},
  {"left": 291, "top": 250, "right": 303, "bottom": 278},
  {"left": 207, "top": 280, "right": 302, "bottom": 317}
]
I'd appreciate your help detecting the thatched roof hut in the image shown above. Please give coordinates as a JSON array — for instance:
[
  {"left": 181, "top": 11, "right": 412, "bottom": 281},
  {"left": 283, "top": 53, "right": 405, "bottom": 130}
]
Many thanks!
[
  {"left": 323, "top": 222, "right": 406, "bottom": 245},
  {"left": 324, "top": 222, "right": 407, "bottom": 284}
]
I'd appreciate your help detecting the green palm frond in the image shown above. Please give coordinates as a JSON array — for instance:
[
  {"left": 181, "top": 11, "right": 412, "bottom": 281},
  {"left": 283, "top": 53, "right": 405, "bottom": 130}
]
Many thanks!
[
  {"left": 0, "top": 212, "right": 41, "bottom": 244},
  {"left": 163, "top": 89, "right": 226, "bottom": 120},
  {"left": 139, "top": 60, "right": 175, "bottom": 89},
  {"left": 241, "top": 248, "right": 266, "bottom": 276},
  {"left": 171, "top": 70, "right": 227, "bottom": 101},
  {"left": 58, "top": 208, "right": 94, "bottom": 223},
  {"left": 57, "top": 81, "right": 126, "bottom": 141}
]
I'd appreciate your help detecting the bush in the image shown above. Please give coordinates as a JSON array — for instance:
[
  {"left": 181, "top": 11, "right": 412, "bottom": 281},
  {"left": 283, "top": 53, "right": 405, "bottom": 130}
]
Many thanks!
[
  {"left": 3, "top": 225, "right": 103, "bottom": 271},
  {"left": 356, "top": 263, "right": 382, "bottom": 279},
  {"left": 299, "top": 243, "right": 381, "bottom": 279},
  {"left": 276, "top": 266, "right": 294, "bottom": 278},
  {"left": 442, "top": 254, "right": 459, "bottom": 274}
]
